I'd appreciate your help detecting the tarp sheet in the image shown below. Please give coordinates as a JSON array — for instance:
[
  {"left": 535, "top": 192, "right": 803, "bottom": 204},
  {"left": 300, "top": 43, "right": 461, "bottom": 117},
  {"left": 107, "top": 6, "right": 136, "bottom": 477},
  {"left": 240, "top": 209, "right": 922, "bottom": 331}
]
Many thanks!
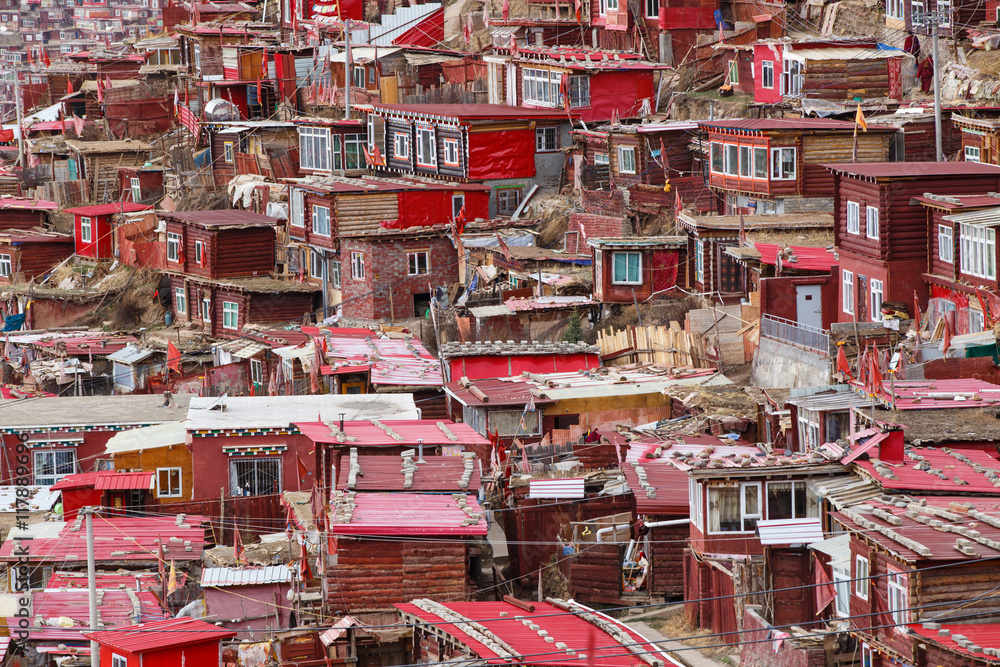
[
  {"left": 397, "top": 190, "right": 448, "bottom": 229},
  {"left": 467, "top": 129, "right": 535, "bottom": 180}
]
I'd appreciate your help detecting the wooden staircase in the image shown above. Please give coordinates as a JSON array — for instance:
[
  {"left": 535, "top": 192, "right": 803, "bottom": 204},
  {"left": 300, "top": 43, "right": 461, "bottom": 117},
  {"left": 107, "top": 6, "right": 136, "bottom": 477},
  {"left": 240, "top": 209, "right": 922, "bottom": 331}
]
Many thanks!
[{"left": 628, "top": 0, "right": 655, "bottom": 60}]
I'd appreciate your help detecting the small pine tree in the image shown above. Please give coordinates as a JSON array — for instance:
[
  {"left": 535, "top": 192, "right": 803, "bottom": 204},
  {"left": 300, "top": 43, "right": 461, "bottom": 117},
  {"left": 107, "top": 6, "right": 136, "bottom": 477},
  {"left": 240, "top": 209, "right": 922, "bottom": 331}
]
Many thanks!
[{"left": 563, "top": 310, "right": 585, "bottom": 343}]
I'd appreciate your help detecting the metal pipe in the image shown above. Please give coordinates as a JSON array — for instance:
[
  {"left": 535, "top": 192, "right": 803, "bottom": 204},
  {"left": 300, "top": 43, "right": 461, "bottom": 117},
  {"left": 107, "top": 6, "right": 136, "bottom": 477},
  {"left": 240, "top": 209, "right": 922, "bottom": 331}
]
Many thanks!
[
  {"left": 595, "top": 524, "right": 629, "bottom": 542},
  {"left": 932, "top": 21, "right": 943, "bottom": 162},
  {"left": 644, "top": 518, "right": 690, "bottom": 529}
]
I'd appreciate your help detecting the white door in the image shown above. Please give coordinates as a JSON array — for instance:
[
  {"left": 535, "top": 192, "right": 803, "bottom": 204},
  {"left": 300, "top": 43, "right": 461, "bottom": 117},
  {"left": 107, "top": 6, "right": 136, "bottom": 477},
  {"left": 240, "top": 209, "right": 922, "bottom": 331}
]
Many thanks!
[{"left": 795, "top": 284, "right": 823, "bottom": 329}]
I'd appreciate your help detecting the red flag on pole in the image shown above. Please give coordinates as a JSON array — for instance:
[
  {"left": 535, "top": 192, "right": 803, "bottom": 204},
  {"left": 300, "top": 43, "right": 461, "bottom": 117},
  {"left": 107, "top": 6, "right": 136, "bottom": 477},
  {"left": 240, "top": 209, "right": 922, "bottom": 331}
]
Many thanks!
[
  {"left": 496, "top": 233, "right": 511, "bottom": 260},
  {"left": 836, "top": 345, "right": 853, "bottom": 381},
  {"left": 234, "top": 528, "right": 248, "bottom": 564},
  {"left": 167, "top": 340, "right": 182, "bottom": 374}
]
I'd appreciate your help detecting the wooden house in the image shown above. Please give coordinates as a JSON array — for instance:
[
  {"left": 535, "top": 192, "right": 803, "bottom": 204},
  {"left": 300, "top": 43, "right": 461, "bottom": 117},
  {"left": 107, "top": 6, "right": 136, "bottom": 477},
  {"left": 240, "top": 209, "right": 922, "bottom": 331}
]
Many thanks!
[
  {"left": 116, "top": 165, "right": 164, "bottom": 205},
  {"left": 678, "top": 211, "right": 833, "bottom": 301},
  {"left": 63, "top": 140, "right": 154, "bottom": 203},
  {"left": 751, "top": 41, "right": 911, "bottom": 106},
  {"left": 784, "top": 388, "right": 874, "bottom": 452},
  {"left": 485, "top": 47, "right": 667, "bottom": 124},
  {"left": 700, "top": 118, "right": 897, "bottom": 214},
  {"left": 104, "top": 422, "right": 193, "bottom": 504},
  {"left": 52, "top": 470, "right": 156, "bottom": 518},
  {"left": 205, "top": 120, "right": 301, "bottom": 187},
  {"left": 85, "top": 617, "right": 237, "bottom": 667},
  {"left": 108, "top": 344, "right": 164, "bottom": 394},
  {"left": 367, "top": 103, "right": 570, "bottom": 217},
  {"left": 438, "top": 340, "right": 600, "bottom": 383},
  {"left": 326, "top": 492, "right": 488, "bottom": 612},
  {"left": 884, "top": 0, "right": 985, "bottom": 36},
  {"left": 588, "top": 237, "right": 687, "bottom": 303},
  {"left": 0, "top": 198, "right": 56, "bottom": 230},
  {"left": 868, "top": 109, "right": 963, "bottom": 163},
  {"left": 293, "top": 118, "right": 369, "bottom": 177},
  {"left": 200, "top": 566, "right": 292, "bottom": 637},
  {"left": 63, "top": 203, "right": 153, "bottom": 259},
  {"left": 952, "top": 113, "right": 1000, "bottom": 164},
  {"left": 828, "top": 162, "right": 1000, "bottom": 324},
  {"left": 0, "top": 230, "right": 74, "bottom": 284},
  {"left": 915, "top": 193, "right": 1000, "bottom": 334}
]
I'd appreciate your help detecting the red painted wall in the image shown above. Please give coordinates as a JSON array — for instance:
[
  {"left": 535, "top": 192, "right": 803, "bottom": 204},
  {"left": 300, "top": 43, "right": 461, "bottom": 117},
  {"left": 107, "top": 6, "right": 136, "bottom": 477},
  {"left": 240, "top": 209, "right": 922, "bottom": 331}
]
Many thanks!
[
  {"left": 62, "top": 487, "right": 103, "bottom": 521},
  {"left": 189, "top": 433, "right": 315, "bottom": 501},
  {"left": 98, "top": 640, "right": 222, "bottom": 667},
  {"left": 836, "top": 251, "right": 927, "bottom": 324},
  {"left": 759, "top": 274, "right": 838, "bottom": 329},
  {"left": 467, "top": 130, "right": 536, "bottom": 180},
  {"left": 753, "top": 43, "right": 783, "bottom": 105},
  {"left": 74, "top": 213, "right": 114, "bottom": 259},
  {"left": 448, "top": 353, "right": 600, "bottom": 381}
]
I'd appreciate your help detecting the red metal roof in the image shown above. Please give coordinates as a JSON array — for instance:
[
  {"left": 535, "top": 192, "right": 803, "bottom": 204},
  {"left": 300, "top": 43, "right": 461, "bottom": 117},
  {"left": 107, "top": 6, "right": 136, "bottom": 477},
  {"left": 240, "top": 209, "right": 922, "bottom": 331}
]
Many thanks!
[
  {"left": 46, "top": 570, "right": 163, "bottom": 592},
  {"left": 825, "top": 162, "right": 1000, "bottom": 179},
  {"left": 752, "top": 244, "right": 837, "bottom": 272},
  {"left": 84, "top": 617, "right": 237, "bottom": 653},
  {"left": 372, "top": 103, "right": 572, "bottom": 121},
  {"left": 395, "top": 600, "right": 675, "bottom": 667},
  {"left": 909, "top": 621, "right": 1000, "bottom": 659},
  {"left": 329, "top": 493, "right": 488, "bottom": 536},
  {"left": 94, "top": 471, "right": 153, "bottom": 490},
  {"left": 863, "top": 378, "right": 1000, "bottom": 409},
  {"left": 855, "top": 446, "right": 1000, "bottom": 494},
  {"left": 63, "top": 203, "right": 152, "bottom": 216},
  {"left": 833, "top": 495, "right": 1000, "bottom": 561},
  {"left": 0, "top": 515, "right": 209, "bottom": 563},
  {"left": 700, "top": 118, "right": 860, "bottom": 132},
  {"left": 9, "top": 590, "right": 168, "bottom": 642},
  {"left": 336, "top": 455, "right": 481, "bottom": 492},
  {"left": 622, "top": 461, "right": 690, "bottom": 515},
  {"left": 27, "top": 333, "right": 138, "bottom": 356},
  {"left": 445, "top": 377, "right": 555, "bottom": 408},
  {"left": 297, "top": 419, "right": 489, "bottom": 448},
  {"left": 312, "top": 332, "right": 443, "bottom": 385},
  {"left": 912, "top": 194, "right": 1000, "bottom": 210},
  {"left": 0, "top": 198, "right": 57, "bottom": 210},
  {"left": 51, "top": 471, "right": 102, "bottom": 491},
  {"left": 159, "top": 210, "right": 278, "bottom": 228}
]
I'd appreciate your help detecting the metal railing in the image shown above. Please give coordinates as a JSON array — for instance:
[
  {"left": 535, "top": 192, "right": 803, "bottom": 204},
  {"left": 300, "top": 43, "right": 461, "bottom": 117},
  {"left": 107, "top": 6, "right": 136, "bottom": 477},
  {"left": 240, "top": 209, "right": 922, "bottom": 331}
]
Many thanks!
[{"left": 760, "top": 314, "right": 829, "bottom": 354}]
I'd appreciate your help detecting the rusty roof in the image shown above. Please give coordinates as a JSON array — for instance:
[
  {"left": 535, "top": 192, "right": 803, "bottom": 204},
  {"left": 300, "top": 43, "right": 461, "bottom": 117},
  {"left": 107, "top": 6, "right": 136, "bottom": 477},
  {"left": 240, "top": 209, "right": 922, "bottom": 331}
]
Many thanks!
[
  {"left": 336, "top": 454, "right": 481, "bottom": 492},
  {"left": 84, "top": 617, "right": 236, "bottom": 653},
  {"left": 328, "top": 492, "right": 488, "bottom": 536},
  {"left": 159, "top": 210, "right": 279, "bottom": 228},
  {"left": 699, "top": 118, "right": 877, "bottom": 132},
  {"left": 296, "top": 419, "right": 488, "bottom": 448},
  {"left": 854, "top": 446, "right": 1000, "bottom": 494},
  {"left": 826, "top": 162, "right": 1000, "bottom": 179},
  {"left": 912, "top": 194, "right": 1000, "bottom": 211},
  {"left": 11, "top": 590, "right": 168, "bottom": 642}
]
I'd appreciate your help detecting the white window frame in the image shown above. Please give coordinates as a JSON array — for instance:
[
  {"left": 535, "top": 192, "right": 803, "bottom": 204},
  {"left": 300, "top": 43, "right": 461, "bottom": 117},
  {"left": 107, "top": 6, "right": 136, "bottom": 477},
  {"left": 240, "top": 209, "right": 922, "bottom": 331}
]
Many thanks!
[
  {"left": 33, "top": 449, "right": 76, "bottom": 486},
  {"left": 223, "top": 141, "right": 234, "bottom": 164},
  {"left": 862, "top": 644, "right": 874, "bottom": 667},
  {"left": 725, "top": 144, "right": 738, "bottom": 176},
  {"left": 415, "top": 126, "right": 437, "bottom": 167},
  {"left": 866, "top": 205, "right": 879, "bottom": 240},
  {"left": 535, "top": 126, "right": 558, "bottom": 152},
  {"left": 130, "top": 176, "right": 141, "bottom": 202},
  {"left": 394, "top": 132, "right": 410, "bottom": 161},
  {"left": 331, "top": 260, "right": 341, "bottom": 288},
  {"left": 645, "top": 0, "right": 657, "bottom": 17},
  {"left": 833, "top": 566, "right": 850, "bottom": 617},
  {"left": 351, "top": 251, "right": 365, "bottom": 280},
  {"left": 707, "top": 482, "right": 761, "bottom": 534},
  {"left": 299, "top": 126, "right": 331, "bottom": 171},
  {"left": 112, "top": 655, "right": 127, "bottom": 667},
  {"left": 443, "top": 137, "right": 460, "bottom": 166},
  {"left": 727, "top": 59, "right": 739, "bottom": 85},
  {"left": 797, "top": 407, "right": 821, "bottom": 451},
  {"left": 966, "top": 145, "right": 981, "bottom": 163},
  {"left": 695, "top": 238, "right": 705, "bottom": 284},
  {"left": 739, "top": 145, "right": 752, "bottom": 178},
  {"left": 960, "top": 223, "right": 997, "bottom": 280},
  {"left": 0, "top": 254, "right": 11, "bottom": 277},
  {"left": 407, "top": 250, "right": 429, "bottom": 276},
  {"left": 80, "top": 216, "right": 92, "bottom": 244},
  {"left": 611, "top": 251, "right": 642, "bottom": 285},
  {"left": 855, "top": 555, "right": 870, "bottom": 600},
  {"left": 781, "top": 58, "right": 803, "bottom": 96},
  {"left": 710, "top": 142, "right": 724, "bottom": 174},
  {"left": 753, "top": 146, "right": 767, "bottom": 179},
  {"left": 569, "top": 75, "right": 590, "bottom": 108},
  {"left": 166, "top": 232, "right": 181, "bottom": 262},
  {"left": 971, "top": 307, "right": 986, "bottom": 333},
  {"left": 761, "top": 60, "right": 774, "bottom": 89},
  {"left": 689, "top": 479, "right": 704, "bottom": 531},
  {"left": 522, "top": 67, "right": 562, "bottom": 107},
  {"left": 937, "top": 0, "right": 951, "bottom": 25},
  {"left": 312, "top": 205, "right": 331, "bottom": 236},
  {"left": 310, "top": 249, "right": 324, "bottom": 280},
  {"left": 887, "top": 569, "right": 908, "bottom": 625},
  {"left": 842, "top": 269, "right": 855, "bottom": 315},
  {"left": 156, "top": 467, "right": 182, "bottom": 498},
  {"left": 194, "top": 240, "right": 204, "bottom": 265},
  {"left": 290, "top": 188, "right": 305, "bottom": 228},
  {"left": 200, "top": 297, "right": 211, "bottom": 322},
  {"left": 250, "top": 358, "right": 264, "bottom": 384},
  {"left": 771, "top": 147, "right": 796, "bottom": 180},
  {"left": 870, "top": 278, "right": 884, "bottom": 322},
  {"left": 222, "top": 301, "right": 239, "bottom": 330},
  {"left": 594, "top": 152, "right": 609, "bottom": 166},
  {"left": 886, "top": 0, "right": 903, "bottom": 19},
  {"left": 618, "top": 146, "right": 637, "bottom": 174},
  {"left": 229, "top": 457, "right": 282, "bottom": 496},
  {"left": 847, "top": 201, "right": 861, "bottom": 235},
  {"left": 939, "top": 224, "right": 954, "bottom": 263},
  {"left": 174, "top": 286, "right": 187, "bottom": 315}
]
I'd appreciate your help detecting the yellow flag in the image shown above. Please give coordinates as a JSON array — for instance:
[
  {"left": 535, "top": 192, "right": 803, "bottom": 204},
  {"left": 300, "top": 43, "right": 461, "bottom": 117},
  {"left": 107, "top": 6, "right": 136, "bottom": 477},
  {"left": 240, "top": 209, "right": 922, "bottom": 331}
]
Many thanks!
[
  {"left": 856, "top": 103, "right": 868, "bottom": 133},
  {"left": 167, "top": 560, "right": 178, "bottom": 595}
]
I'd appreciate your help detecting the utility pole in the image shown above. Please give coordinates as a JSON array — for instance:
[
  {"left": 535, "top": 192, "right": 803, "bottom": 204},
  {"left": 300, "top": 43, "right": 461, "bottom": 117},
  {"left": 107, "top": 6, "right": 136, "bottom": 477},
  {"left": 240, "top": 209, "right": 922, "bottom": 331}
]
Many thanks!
[
  {"left": 13, "top": 65, "right": 25, "bottom": 168},
  {"left": 914, "top": 10, "right": 946, "bottom": 161},
  {"left": 84, "top": 507, "right": 99, "bottom": 666},
  {"left": 344, "top": 20, "right": 352, "bottom": 121}
]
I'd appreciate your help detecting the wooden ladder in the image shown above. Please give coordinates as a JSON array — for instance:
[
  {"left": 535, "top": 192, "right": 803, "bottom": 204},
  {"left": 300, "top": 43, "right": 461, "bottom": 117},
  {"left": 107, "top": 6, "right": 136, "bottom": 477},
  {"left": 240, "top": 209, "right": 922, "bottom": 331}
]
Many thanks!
[{"left": 628, "top": 0, "right": 655, "bottom": 60}]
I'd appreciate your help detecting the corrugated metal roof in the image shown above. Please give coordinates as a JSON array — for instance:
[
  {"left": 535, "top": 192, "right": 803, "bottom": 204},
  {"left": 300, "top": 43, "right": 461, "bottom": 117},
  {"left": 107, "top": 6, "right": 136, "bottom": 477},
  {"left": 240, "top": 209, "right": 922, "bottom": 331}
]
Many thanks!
[
  {"left": 94, "top": 471, "right": 154, "bottom": 491},
  {"left": 328, "top": 492, "right": 488, "bottom": 536},
  {"left": 201, "top": 565, "right": 292, "bottom": 587},
  {"left": 440, "top": 341, "right": 599, "bottom": 359},
  {"left": 337, "top": 454, "right": 481, "bottom": 492},
  {"left": 841, "top": 432, "right": 888, "bottom": 464},
  {"left": 786, "top": 389, "right": 874, "bottom": 411},
  {"left": 395, "top": 600, "right": 681, "bottom": 667},
  {"left": 108, "top": 344, "right": 157, "bottom": 365},
  {"left": 84, "top": 617, "right": 237, "bottom": 653},
  {"left": 297, "top": 419, "right": 489, "bottom": 448},
  {"left": 104, "top": 421, "right": 187, "bottom": 454},
  {"left": 758, "top": 518, "right": 824, "bottom": 545},
  {"left": 943, "top": 206, "right": 1000, "bottom": 228},
  {"left": 159, "top": 210, "right": 278, "bottom": 228},
  {"left": 528, "top": 478, "right": 585, "bottom": 499},
  {"left": 806, "top": 474, "right": 881, "bottom": 509},
  {"left": 469, "top": 304, "right": 513, "bottom": 318},
  {"left": 505, "top": 297, "right": 597, "bottom": 312},
  {"left": 622, "top": 460, "right": 690, "bottom": 515},
  {"left": 185, "top": 395, "right": 419, "bottom": 431},
  {"left": 826, "top": 162, "right": 1000, "bottom": 179},
  {"left": 699, "top": 118, "right": 859, "bottom": 132},
  {"left": 855, "top": 446, "right": 1000, "bottom": 494},
  {"left": 809, "top": 533, "right": 851, "bottom": 569},
  {"left": 0, "top": 198, "right": 57, "bottom": 210},
  {"left": 63, "top": 203, "right": 151, "bottom": 216},
  {"left": 12, "top": 590, "right": 168, "bottom": 642},
  {"left": 909, "top": 622, "right": 1000, "bottom": 660},
  {"left": 751, "top": 244, "right": 838, "bottom": 272},
  {"left": 46, "top": 570, "right": 162, "bottom": 592},
  {"left": 785, "top": 47, "right": 907, "bottom": 62}
]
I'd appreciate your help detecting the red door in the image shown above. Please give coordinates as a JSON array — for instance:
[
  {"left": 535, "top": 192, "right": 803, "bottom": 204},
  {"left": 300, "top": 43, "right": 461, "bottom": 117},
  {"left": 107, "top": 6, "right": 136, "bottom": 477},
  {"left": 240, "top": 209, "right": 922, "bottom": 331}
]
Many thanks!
[{"left": 651, "top": 249, "right": 679, "bottom": 293}]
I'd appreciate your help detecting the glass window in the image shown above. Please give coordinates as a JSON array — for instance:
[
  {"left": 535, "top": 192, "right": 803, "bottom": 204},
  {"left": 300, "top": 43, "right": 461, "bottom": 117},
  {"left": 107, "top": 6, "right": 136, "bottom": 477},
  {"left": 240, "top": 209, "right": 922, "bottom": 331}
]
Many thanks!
[
  {"left": 966, "top": 145, "right": 981, "bottom": 163},
  {"left": 201, "top": 297, "right": 211, "bottom": 322},
  {"left": 765, "top": 481, "right": 814, "bottom": 520},
  {"left": 497, "top": 188, "right": 523, "bottom": 215},
  {"left": 695, "top": 238, "right": 704, "bottom": 284},
  {"left": 351, "top": 251, "right": 365, "bottom": 280},
  {"left": 443, "top": 137, "right": 460, "bottom": 166},
  {"left": 741, "top": 482, "right": 761, "bottom": 531},
  {"left": 618, "top": 147, "right": 636, "bottom": 174},
  {"left": 771, "top": 147, "right": 796, "bottom": 180},
  {"left": 856, "top": 555, "right": 870, "bottom": 600},
  {"left": 866, "top": 205, "right": 879, "bottom": 239},
  {"left": 739, "top": 145, "right": 752, "bottom": 178},
  {"left": 595, "top": 152, "right": 609, "bottom": 166},
  {"left": 570, "top": 75, "right": 590, "bottom": 108},
  {"left": 523, "top": 68, "right": 562, "bottom": 107},
  {"left": 130, "top": 177, "right": 141, "bottom": 202},
  {"left": 0, "top": 254, "right": 11, "bottom": 277},
  {"left": 488, "top": 409, "right": 541, "bottom": 435},
  {"left": 332, "top": 135, "right": 343, "bottom": 171},
  {"left": 535, "top": 127, "right": 558, "bottom": 152},
  {"left": 34, "top": 449, "right": 76, "bottom": 485},
  {"left": 939, "top": 224, "right": 953, "bottom": 262},
  {"left": 112, "top": 655, "right": 127, "bottom": 667},
  {"left": 331, "top": 260, "right": 341, "bottom": 288},
  {"left": 753, "top": 147, "right": 767, "bottom": 178},
  {"left": 174, "top": 286, "right": 186, "bottom": 315},
  {"left": 847, "top": 201, "right": 861, "bottom": 235},
  {"left": 727, "top": 59, "right": 738, "bottom": 85},
  {"left": 80, "top": 216, "right": 92, "bottom": 243},
  {"left": 711, "top": 143, "right": 724, "bottom": 173},
  {"left": 842, "top": 269, "right": 854, "bottom": 315},
  {"left": 310, "top": 249, "right": 324, "bottom": 279},
  {"left": 394, "top": 132, "right": 410, "bottom": 160},
  {"left": 960, "top": 223, "right": 997, "bottom": 279},
  {"left": 290, "top": 188, "right": 305, "bottom": 227},
  {"left": 645, "top": 0, "right": 657, "bottom": 17},
  {"left": 166, "top": 232, "right": 181, "bottom": 262},
  {"left": 611, "top": 251, "right": 641, "bottom": 284},
  {"left": 312, "top": 205, "right": 331, "bottom": 236},
  {"left": 156, "top": 468, "right": 182, "bottom": 497},
  {"left": 415, "top": 126, "right": 436, "bottom": 166},
  {"left": 223, "top": 141, "right": 234, "bottom": 163},
  {"left": 229, "top": 457, "right": 281, "bottom": 496},
  {"left": 222, "top": 301, "right": 239, "bottom": 330},
  {"left": 298, "top": 126, "right": 331, "bottom": 171},
  {"left": 194, "top": 240, "right": 204, "bottom": 265},
  {"left": 689, "top": 479, "right": 704, "bottom": 530},
  {"left": 870, "top": 278, "right": 884, "bottom": 322},
  {"left": 708, "top": 483, "right": 761, "bottom": 533},
  {"left": 725, "top": 144, "right": 738, "bottom": 176},
  {"left": 250, "top": 358, "right": 264, "bottom": 383},
  {"left": 407, "top": 251, "right": 429, "bottom": 276},
  {"left": 453, "top": 194, "right": 466, "bottom": 218},
  {"left": 833, "top": 566, "right": 850, "bottom": 617},
  {"left": 887, "top": 569, "right": 908, "bottom": 624},
  {"left": 345, "top": 134, "right": 364, "bottom": 170},
  {"left": 761, "top": 60, "right": 774, "bottom": 89}
]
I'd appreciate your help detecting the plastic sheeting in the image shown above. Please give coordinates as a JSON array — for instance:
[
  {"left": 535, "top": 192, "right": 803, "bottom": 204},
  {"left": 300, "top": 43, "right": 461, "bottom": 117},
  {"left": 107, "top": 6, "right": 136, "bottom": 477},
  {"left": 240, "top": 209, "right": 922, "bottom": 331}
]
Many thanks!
[{"left": 467, "top": 129, "right": 535, "bottom": 180}]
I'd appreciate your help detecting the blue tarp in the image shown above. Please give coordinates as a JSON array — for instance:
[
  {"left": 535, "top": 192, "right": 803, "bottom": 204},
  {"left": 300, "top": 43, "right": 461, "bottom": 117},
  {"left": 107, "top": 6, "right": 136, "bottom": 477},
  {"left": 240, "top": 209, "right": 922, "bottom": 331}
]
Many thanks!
[{"left": 2, "top": 314, "right": 25, "bottom": 332}]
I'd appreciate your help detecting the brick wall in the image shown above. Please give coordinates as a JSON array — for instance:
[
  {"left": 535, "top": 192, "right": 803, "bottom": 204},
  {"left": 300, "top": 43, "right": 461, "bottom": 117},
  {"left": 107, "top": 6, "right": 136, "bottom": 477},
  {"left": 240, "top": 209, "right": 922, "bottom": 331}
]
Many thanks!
[
  {"left": 567, "top": 213, "right": 630, "bottom": 253},
  {"left": 340, "top": 234, "right": 458, "bottom": 321},
  {"left": 581, "top": 188, "right": 626, "bottom": 216},
  {"left": 741, "top": 606, "right": 825, "bottom": 667}
]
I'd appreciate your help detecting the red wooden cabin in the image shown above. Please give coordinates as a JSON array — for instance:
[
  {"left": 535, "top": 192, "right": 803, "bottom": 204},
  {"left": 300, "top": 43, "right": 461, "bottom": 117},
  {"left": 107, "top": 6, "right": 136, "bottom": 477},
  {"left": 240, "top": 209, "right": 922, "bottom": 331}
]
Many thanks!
[
  {"left": 0, "top": 198, "right": 56, "bottom": 231},
  {"left": 63, "top": 203, "right": 152, "bottom": 259},
  {"left": 85, "top": 617, "right": 236, "bottom": 667},
  {"left": 0, "top": 230, "right": 74, "bottom": 284},
  {"left": 828, "top": 162, "right": 1000, "bottom": 324},
  {"left": 588, "top": 237, "right": 687, "bottom": 303}
]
